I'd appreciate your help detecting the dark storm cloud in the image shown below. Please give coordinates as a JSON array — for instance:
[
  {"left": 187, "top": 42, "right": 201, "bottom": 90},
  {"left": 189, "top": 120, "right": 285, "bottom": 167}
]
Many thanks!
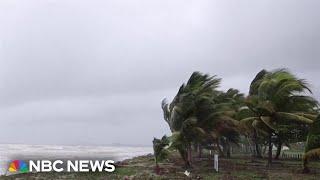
[{"left": 0, "top": 0, "right": 319, "bottom": 145}]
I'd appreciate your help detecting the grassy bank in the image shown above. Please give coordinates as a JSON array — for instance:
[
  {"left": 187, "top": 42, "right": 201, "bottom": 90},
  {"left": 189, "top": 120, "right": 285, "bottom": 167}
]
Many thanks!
[{"left": 1, "top": 154, "right": 320, "bottom": 179}]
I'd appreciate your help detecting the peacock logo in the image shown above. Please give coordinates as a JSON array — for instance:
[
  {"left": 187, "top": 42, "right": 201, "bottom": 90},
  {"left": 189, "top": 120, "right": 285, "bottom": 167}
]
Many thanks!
[{"left": 8, "top": 160, "right": 28, "bottom": 173}]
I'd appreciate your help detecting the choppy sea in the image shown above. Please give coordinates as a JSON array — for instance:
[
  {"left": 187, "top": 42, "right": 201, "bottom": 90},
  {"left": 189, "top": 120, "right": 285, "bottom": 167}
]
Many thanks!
[{"left": 0, "top": 144, "right": 152, "bottom": 175}]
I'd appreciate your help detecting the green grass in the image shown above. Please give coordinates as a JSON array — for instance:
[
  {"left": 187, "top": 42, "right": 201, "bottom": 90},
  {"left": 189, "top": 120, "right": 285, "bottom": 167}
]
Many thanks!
[
  {"left": 230, "top": 171, "right": 264, "bottom": 179},
  {"left": 113, "top": 166, "right": 137, "bottom": 176},
  {"left": 203, "top": 172, "right": 223, "bottom": 180}
]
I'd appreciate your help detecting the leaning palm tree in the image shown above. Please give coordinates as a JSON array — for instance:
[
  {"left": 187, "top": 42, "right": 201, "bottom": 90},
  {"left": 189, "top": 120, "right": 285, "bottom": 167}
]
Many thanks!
[
  {"left": 161, "top": 72, "right": 221, "bottom": 168},
  {"left": 274, "top": 121, "right": 310, "bottom": 159},
  {"left": 247, "top": 70, "right": 269, "bottom": 158},
  {"left": 211, "top": 88, "right": 245, "bottom": 158},
  {"left": 241, "top": 69, "right": 318, "bottom": 166},
  {"left": 153, "top": 135, "right": 170, "bottom": 174},
  {"left": 303, "top": 115, "right": 320, "bottom": 173},
  {"left": 162, "top": 72, "right": 242, "bottom": 166}
]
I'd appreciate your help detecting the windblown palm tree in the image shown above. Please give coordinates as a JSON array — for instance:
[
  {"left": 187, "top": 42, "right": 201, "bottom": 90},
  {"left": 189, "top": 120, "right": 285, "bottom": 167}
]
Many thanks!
[
  {"left": 161, "top": 72, "right": 220, "bottom": 167},
  {"left": 153, "top": 135, "right": 170, "bottom": 174},
  {"left": 303, "top": 115, "right": 320, "bottom": 173},
  {"left": 213, "top": 88, "right": 245, "bottom": 157},
  {"left": 241, "top": 69, "right": 318, "bottom": 166},
  {"left": 161, "top": 72, "right": 241, "bottom": 167}
]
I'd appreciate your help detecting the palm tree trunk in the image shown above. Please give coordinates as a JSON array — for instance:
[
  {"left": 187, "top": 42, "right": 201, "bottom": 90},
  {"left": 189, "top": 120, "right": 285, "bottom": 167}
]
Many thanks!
[
  {"left": 155, "top": 163, "right": 160, "bottom": 174},
  {"left": 256, "top": 144, "right": 262, "bottom": 158},
  {"left": 216, "top": 139, "right": 225, "bottom": 157},
  {"left": 303, "top": 158, "right": 310, "bottom": 173},
  {"left": 178, "top": 148, "right": 190, "bottom": 169},
  {"left": 226, "top": 140, "right": 231, "bottom": 158},
  {"left": 275, "top": 141, "right": 282, "bottom": 160},
  {"left": 187, "top": 144, "right": 192, "bottom": 168},
  {"left": 198, "top": 144, "right": 202, "bottom": 158},
  {"left": 253, "top": 130, "right": 263, "bottom": 158},
  {"left": 267, "top": 133, "right": 273, "bottom": 167}
]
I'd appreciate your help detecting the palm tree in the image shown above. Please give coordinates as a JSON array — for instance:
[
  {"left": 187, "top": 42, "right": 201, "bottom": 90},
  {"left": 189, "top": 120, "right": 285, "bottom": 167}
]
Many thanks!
[
  {"left": 161, "top": 71, "right": 221, "bottom": 168},
  {"left": 247, "top": 70, "right": 269, "bottom": 158},
  {"left": 213, "top": 88, "right": 245, "bottom": 158},
  {"left": 152, "top": 135, "right": 170, "bottom": 174},
  {"left": 274, "top": 123, "right": 310, "bottom": 159},
  {"left": 162, "top": 72, "right": 242, "bottom": 166},
  {"left": 303, "top": 115, "right": 320, "bottom": 173},
  {"left": 241, "top": 69, "right": 318, "bottom": 166}
]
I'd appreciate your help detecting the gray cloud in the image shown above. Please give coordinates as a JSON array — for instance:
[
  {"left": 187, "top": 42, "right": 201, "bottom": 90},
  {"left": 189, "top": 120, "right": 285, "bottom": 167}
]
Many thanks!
[{"left": 0, "top": 0, "right": 319, "bottom": 145}]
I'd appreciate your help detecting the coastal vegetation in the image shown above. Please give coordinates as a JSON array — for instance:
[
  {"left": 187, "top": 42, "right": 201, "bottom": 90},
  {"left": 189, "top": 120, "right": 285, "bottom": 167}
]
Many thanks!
[{"left": 153, "top": 68, "right": 320, "bottom": 176}]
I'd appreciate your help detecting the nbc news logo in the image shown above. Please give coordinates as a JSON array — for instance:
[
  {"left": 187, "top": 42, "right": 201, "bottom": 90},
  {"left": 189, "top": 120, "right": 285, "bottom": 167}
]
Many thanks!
[
  {"left": 8, "top": 160, "right": 28, "bottom": 173},
  {"left": 7, "top": 159, "right": 115, "bottom": 173}
]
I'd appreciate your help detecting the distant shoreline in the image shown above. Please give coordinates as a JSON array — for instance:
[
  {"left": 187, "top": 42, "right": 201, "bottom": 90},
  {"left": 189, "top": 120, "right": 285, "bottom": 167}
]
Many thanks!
[
  {"left": 0, "top": 144, "right": 152, "bottom": 176},
  {"left": 0, "top": 143, "right": 152, "bottom": 148}
]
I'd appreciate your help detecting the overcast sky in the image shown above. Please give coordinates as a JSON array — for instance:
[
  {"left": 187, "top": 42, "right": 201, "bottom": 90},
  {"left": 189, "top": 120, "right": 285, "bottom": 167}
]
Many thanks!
[{"left": 0, "top": 0, "right": 319, "bottom": 146}]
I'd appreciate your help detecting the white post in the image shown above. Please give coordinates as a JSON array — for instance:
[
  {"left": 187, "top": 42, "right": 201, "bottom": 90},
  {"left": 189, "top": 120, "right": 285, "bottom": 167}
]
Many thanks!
[{"left": 214, "top": 154, "right": 218, "bottom": 172}]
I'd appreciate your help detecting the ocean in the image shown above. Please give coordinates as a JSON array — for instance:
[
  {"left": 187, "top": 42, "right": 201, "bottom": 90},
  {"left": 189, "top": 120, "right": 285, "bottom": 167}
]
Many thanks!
[{"left": 0, "top": 144, "right": 153, "bottom": 175}]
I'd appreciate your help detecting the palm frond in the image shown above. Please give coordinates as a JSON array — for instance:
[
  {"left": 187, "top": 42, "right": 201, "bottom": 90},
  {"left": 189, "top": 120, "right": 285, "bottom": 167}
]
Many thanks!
[
  {"left": 240, "top": 117, "right": 260, "bottom": 128},
  {"left": 303, "top": 148, "right": 320, "bottom": 162},
  {"left": 276, "top": 112, "right": 314, "bottom": 124},
  {"left": 260, "top": 116, "right": 276, "bottom": 131}
]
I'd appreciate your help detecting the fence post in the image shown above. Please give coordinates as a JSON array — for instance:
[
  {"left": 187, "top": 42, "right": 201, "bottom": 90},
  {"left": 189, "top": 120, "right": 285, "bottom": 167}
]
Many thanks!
[{"left": 214, "top": 154, "right": 219, "bottom": 172}]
